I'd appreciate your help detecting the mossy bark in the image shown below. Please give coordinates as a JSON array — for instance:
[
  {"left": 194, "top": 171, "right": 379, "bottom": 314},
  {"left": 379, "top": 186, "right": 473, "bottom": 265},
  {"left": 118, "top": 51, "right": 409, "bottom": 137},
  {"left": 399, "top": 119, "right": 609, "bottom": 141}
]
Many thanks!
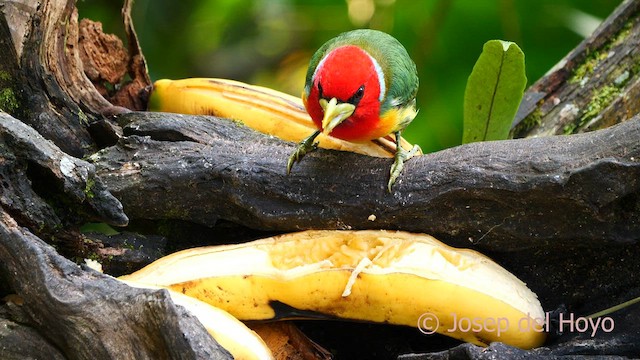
[{"left": 512, "top": 0, "right": 640, "bottom": 137}]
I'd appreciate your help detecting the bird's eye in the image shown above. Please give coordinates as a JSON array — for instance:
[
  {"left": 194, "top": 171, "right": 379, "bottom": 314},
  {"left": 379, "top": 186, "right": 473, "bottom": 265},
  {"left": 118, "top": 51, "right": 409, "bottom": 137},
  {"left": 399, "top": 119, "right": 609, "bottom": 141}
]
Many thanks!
[
  {"left": 348, "top": 85, "right": 365, "bottom": 106},
  {"left": 317, "top": 83, "right": 324, "bottom": 98}
]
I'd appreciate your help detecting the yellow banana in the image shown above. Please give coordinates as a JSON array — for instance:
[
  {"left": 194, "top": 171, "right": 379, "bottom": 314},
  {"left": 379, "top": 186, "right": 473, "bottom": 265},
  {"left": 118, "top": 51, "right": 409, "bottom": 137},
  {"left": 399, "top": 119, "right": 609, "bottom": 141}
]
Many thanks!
[
  {"left": 148, "top": 78, "right": 418, "bottom": 157},
  {"left": 121, "top": 280, "right": 274, "bottom": 360},
  {"left": 121, "top": 230, "right": 546, "bottom": 349}
]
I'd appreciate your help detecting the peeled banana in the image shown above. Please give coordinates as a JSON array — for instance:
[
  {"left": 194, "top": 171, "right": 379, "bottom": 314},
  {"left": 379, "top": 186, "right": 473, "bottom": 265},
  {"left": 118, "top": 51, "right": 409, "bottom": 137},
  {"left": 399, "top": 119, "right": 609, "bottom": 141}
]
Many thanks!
[
  {"left": 121, "top": 279, "right": 274, "bottom": 360},
  {"left": 121, "top": 230, "right": 546, "bottom": 349},
  {"left": 148, "top": 78, "right": 418, "bottom": 157}
]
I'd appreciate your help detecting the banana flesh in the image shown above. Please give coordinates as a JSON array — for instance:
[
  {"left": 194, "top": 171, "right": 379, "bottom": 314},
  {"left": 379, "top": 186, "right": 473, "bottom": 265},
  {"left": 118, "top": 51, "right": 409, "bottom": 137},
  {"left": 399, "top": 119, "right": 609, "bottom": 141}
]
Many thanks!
[
  {"left": 121, "top": 280, "right": 274, "bottom": 360},
  {"left": 121, "top": 230, "right": 546, "bottom": 349},
  {"left": 148, "top": 78, "right": 418, "bottom": 157}
]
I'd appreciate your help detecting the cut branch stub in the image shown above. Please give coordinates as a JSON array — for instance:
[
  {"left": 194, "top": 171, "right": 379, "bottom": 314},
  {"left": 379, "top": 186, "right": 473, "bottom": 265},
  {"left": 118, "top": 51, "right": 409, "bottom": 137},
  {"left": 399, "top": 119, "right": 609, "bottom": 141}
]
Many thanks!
[{"left": 0, "top": 0, "right": 151, "bottom": 157}]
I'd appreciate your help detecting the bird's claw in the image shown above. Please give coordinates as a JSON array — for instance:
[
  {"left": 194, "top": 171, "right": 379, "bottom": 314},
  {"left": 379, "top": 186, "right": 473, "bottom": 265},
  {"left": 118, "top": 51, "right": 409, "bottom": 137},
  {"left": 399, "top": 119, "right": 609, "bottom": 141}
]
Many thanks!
[
  {"left": 287, "top": 131, "right": 320, "bottom": 174},
  {"left": 388, "top": 144, "right": 421, "bottom": 192}
]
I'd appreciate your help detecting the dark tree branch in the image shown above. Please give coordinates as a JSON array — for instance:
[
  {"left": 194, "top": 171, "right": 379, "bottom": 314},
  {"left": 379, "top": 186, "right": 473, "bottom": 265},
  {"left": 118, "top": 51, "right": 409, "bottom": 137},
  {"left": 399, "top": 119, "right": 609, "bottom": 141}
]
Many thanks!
[
  {"left": 513, "top": 0, "right": 640, "bottom": 136},
  {"left": 94, "top": 111, "right": 640, "bottom": 252},
  {"left": 0, "top": 316, "right": 66, "bottom": 360},
  {"left": 0, "top": 208, "right": 230, "bottom": 360},
  {"left": 0, "top": 113, "right": 128, "bottom": 231},
  {"left": 0, "top": 0, "right": 229, "bottom": 358}
]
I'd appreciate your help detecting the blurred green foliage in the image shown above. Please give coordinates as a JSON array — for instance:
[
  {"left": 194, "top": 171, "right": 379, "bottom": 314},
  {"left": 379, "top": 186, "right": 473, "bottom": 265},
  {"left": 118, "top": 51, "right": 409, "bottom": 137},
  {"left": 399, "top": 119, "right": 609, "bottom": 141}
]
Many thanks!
[{"left": 78, "top": 0, "right": 621, "bottom": 152}]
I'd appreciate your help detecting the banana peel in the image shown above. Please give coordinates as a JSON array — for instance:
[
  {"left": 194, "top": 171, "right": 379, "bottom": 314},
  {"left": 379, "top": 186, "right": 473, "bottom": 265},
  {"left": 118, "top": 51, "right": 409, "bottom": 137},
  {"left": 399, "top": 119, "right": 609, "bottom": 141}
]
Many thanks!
[
  {"left": 121, "top": 230, "right": 546, "bottom": 349},
  {"left": 148, "top": 78, "right": 418, "bottom": 157},
  {"left": 121, "top": 280, "right": 274, "bottom": 360}
]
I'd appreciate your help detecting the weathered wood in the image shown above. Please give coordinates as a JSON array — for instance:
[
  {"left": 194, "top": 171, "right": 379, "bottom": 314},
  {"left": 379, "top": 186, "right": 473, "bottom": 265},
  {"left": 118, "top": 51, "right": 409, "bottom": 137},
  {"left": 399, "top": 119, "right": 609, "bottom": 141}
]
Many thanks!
[
  {"left": 0, "top": 0, "right": 149, "bottom": 157},
  {"left": 1, "top": 1, "right": 101, "bottom": 156},
  {"left": 94, "top": 111, "right": 640, "bottom": 252},
  {"left": 0, "top": 110, "right": 231, "bottom": 358},
  {"left": 0, "top": 112, "right": 128, "bottom": 231},
  {"left": 0, "top": 314, "right": 66, "bottom": 360},
  {"left": 513, "top": 0, "right": 640, "bottom": 136},
  {"left": 0, "top": 209, "right": 231, "bottom": 360},
  {"left": 0, "top": 1, "right": 229, "bottom": 358}
]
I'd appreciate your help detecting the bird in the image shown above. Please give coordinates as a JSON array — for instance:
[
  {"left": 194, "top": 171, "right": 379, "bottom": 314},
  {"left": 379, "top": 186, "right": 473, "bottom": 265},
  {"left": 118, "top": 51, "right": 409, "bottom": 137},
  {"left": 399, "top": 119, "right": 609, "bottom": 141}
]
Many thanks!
[{"left": 286, "top": 29, "right": 420, "bottom": 192}]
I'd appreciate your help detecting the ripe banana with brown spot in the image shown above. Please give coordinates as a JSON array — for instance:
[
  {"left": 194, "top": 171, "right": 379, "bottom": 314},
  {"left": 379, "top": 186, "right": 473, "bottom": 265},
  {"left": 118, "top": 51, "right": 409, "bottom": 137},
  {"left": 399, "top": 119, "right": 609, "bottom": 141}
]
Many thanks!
[
  {"left": 121, "top": 280, "right": 274, "bottom": 360},
  {"left": 121, "top": 230, "right": 546, "bottom": 349},
  {"left": 148, "top": 78, "right": 418, "bottom": 156}
]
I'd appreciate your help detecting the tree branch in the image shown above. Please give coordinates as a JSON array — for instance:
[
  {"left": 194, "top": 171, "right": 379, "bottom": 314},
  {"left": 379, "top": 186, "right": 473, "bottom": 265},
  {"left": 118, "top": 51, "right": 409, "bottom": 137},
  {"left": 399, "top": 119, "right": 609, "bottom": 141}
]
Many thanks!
[
  {"left": 513, "top": 0, "right": 640, "bottom": 136},
  {"left": 0, "top": 208, "right": 230, "bottom": 360},
  {"left": 94, "top": 111, "right": 640, "bottom": 252}
]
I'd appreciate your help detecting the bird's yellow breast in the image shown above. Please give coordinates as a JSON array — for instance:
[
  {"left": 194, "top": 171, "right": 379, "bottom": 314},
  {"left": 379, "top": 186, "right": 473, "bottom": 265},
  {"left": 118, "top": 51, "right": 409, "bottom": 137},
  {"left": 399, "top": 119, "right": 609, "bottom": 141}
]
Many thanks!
[{"left": 376, "top": 105, "right": 418, "bottom": 138}]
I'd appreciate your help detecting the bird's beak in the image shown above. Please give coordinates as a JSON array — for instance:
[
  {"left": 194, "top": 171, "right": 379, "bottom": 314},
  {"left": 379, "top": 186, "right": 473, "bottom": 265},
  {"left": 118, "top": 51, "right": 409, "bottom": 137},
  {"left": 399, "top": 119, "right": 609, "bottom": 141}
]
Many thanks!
[{"left": 320, "top": 98, "right": 355, "bottom": 135}]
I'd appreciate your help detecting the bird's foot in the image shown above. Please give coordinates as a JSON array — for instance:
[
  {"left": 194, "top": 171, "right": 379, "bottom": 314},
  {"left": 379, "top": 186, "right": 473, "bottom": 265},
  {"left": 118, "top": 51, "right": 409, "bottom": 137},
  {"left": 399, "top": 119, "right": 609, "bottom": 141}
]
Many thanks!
[
  {"left": 287, "top": 131, "right": 320, "bottom": 174},
  {"left": 388, "top": 144, "right": 421, "bottom": 192}
]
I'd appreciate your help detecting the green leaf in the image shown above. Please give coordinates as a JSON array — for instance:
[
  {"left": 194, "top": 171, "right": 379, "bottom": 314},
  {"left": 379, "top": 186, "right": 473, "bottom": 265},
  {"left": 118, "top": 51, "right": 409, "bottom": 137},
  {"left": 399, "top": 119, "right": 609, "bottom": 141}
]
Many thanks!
[
  {"left": 462, "top": 40, "right": 527, "bottom": 144},
  {"left": 80, "top": 222, "right": 120, "bottom": 236}
]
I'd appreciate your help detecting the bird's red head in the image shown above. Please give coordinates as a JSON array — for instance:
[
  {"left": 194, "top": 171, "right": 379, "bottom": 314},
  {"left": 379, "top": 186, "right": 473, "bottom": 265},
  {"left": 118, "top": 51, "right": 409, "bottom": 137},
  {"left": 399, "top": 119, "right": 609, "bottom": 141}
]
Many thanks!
[{"left": 304, "top": 45, "right": 387, "bottom": 142}]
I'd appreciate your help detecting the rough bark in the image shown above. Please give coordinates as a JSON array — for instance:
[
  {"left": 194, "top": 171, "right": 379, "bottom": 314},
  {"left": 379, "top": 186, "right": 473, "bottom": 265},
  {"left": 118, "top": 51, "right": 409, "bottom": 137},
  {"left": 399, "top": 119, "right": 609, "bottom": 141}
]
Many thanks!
[
  {"left": 513, "top": 0, "right": 640, "bottom": 136},
  {"left": 94, "top": 111, "right": 640, "bottom": 252},
  {"left": 1, "top": 0, "right": 640, "bottom": 359},
  {"left": 0, "top": 0, "right": 148, "bottom": 157},
  {"left": 0, "top": 113, "right": 127, "bottom": 233},
  {"left": 0, "top": 208, "right": 230, "bottom": 360},
  {"left": 0, "top": 0, "right": 228, "bottom": 359}
]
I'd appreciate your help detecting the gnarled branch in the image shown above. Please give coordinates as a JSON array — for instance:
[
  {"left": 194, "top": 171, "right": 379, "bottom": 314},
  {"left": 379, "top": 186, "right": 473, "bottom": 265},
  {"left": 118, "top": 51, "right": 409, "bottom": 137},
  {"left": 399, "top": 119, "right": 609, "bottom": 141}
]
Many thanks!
[{"left": 94, "top": 111, "right": 640, "bottom": 252}]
